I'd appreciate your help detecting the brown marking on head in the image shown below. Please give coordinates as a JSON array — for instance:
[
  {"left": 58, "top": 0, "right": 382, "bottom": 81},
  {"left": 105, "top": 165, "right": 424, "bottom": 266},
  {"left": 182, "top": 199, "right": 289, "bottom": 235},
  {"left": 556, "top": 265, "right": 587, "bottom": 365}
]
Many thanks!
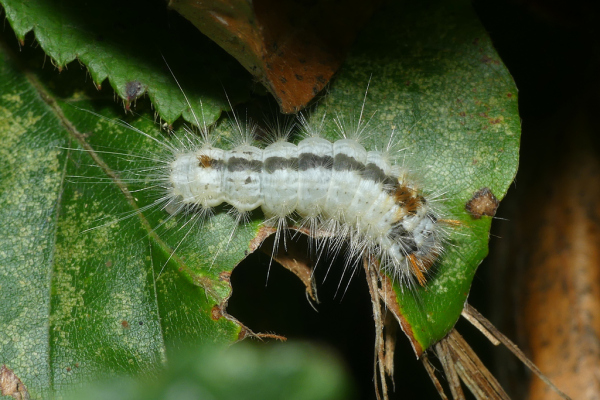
[
  {"left": 465, "top": 187, "right": 499, "bottom": 219},
  {"left": 198, "top": 155, "right": 212, "bottom": 168},
  {"left": 393, "top": 185, "right": 413, "bottom": 204},
  {"left": 210, "top": 305, "right": 222, "bottom": 321},
  {"left": 121, "top": 320, "right": 130, "bottom": 329},
  {"left": 393, "top": 186, "right": 424, "bottom": 216},
  {"left": 403, "top": 196, "right": 423, "bottom": 216},
  {"left": 407, "top": 254, "right": 428, "bottom": 286}
]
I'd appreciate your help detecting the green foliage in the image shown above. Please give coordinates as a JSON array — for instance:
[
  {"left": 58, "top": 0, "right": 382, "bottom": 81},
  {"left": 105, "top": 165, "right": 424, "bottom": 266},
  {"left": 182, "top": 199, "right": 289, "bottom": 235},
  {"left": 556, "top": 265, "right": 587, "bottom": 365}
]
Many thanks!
[
  {"left": 0, "top": 0, "right": 250, "bottom": 125},
  {"left": 63, "top": 342, "right": 353, "bottom": 400}
]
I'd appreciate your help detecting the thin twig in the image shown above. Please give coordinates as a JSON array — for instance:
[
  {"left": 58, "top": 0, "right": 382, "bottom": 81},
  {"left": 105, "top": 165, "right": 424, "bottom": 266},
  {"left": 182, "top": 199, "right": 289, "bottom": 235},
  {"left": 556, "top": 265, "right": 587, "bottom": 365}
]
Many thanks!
[
  {"left": 461, "top": 307, "right": 500, "bottom": 345},
  {"left": 446, "top": 330, "right": 511, "bottom": 400},
  {"left": 435, "top": 340, "right": 466, "bottom": 400},
  {"left": 447, "top": 329, "right": 510, "bottom": 400},
  {"left": 421, "top": 353, "right": 450, "bottom": 400},
  {"left": 462, "top": 304, "right": 572, "bottom": 400},
  {"left": 384, "top": 312, "right": 397, "bottom": 390}
]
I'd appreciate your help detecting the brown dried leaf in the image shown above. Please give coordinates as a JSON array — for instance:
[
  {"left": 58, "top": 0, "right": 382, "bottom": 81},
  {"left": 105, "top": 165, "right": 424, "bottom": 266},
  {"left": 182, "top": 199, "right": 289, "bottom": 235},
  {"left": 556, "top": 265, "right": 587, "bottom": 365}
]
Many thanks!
[
  {"left": 257, "top": 227, "right": 319, "bottom": 302},
  {"left": 168, "top": 0, "right": 381, "bottom": 113}
]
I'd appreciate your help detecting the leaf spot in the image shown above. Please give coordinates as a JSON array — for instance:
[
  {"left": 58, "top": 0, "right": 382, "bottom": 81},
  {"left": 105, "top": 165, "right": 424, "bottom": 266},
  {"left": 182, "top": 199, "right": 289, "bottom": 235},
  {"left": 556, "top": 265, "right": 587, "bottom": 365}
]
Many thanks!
[
  {"left": 0, "top": 365, "right": 29, "bottom": 400},
  {"left": 465, "top": 188, "right": 499, "bottom": 219}
]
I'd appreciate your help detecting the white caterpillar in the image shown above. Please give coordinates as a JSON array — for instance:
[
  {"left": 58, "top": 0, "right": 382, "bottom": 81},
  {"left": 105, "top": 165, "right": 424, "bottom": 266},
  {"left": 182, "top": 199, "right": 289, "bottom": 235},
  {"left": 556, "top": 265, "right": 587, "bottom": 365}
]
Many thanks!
[{"left": 135, "top": 115, "right": 448, "bottom": 287}]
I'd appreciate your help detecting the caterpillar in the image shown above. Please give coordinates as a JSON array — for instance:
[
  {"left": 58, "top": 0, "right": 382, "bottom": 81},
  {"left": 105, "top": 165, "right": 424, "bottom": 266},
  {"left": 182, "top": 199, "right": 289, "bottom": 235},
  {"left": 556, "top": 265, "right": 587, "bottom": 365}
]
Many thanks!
[{"left": 120, "top": 107, "right": 453, "bottom": 288}]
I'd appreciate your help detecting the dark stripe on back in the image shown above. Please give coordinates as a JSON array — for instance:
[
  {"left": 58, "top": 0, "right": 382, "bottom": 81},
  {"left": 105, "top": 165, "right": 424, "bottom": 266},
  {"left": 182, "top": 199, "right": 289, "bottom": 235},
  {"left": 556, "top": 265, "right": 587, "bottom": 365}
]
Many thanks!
[
  {"left": 264, "top": 156, "right": 299, "bottom": 173},
  {"left": 382, "top": 175, "right": 398, "bottom": 187},
  {"left": 362, "top": 163, "right": 398, "bottom": 186},
  {"left": 210, "top": 159, "right": 225, "bottom": 170},
  {"left": 227, "top": 157, "right": 263, "bottom": 173},
  {"left": 361, "top": 163, "right": 387, "bottom": 182},
  {"left": 298, "top": 153, "right": 333, "bottom": 170},
  {"left": 333, "top": 153, "right": 364, "bottom": 172}
]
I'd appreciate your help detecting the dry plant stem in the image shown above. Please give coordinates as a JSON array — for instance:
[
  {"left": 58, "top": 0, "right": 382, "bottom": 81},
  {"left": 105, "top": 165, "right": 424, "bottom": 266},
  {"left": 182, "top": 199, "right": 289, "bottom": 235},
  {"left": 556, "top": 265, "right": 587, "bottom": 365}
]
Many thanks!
[
  {"left": 363, "top": 257, "right": 389, "bottom": 400},
  {"left": 460, "top": 306, "right": 500, "bottom": 345},
  {"left": 446, "top": 330, "right": 510, "bottom": 400},
  {"left": 434, "top": 340, "right": 466, "bottom": 400},
  {"left": 421, "top": 354, "right": 450, "bottom": 400},
  {"left": 383, "top": 312, "right": 397, "bottom": 388},
  {"left": 462, "top": 304, "right": 572, "bottom": 400}
]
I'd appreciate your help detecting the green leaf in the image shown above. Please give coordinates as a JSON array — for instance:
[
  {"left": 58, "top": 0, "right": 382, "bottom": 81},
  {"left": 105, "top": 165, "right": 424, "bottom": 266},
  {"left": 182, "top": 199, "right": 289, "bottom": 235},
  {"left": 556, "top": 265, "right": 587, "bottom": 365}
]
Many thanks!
[
  {"left": 0, "top": 36, "right": 243, "bottom": 400},
  {"left": 314, "top": 0, "right": 519, "bottom": 352},
  {"left": 0, "top": 0, "right": 251, "bottom": 125},
  {"left": 0, "top": 0, "right": 519, "bottom": 398}
]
